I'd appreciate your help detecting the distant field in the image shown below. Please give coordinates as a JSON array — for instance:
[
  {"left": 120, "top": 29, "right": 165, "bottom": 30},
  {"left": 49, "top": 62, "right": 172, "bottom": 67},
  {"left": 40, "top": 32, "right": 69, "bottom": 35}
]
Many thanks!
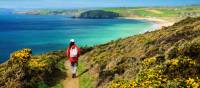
[
  {"left": 16, "top": 6, "right": 200, "bottom": 21},
  {"left": 101, "top": 6, "right": 200, "bottom": 21}
]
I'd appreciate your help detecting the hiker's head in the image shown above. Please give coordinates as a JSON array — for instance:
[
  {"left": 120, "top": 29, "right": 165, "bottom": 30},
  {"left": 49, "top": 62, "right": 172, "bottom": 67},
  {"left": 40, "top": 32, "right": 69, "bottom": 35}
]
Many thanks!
[{"left": 69, "top": 39, "right": 75, "bottom": 46}]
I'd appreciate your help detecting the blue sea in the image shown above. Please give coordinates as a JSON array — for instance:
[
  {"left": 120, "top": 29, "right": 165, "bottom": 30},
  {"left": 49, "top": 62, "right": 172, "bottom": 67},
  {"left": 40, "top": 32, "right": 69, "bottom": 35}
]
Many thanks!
[{"left": 0, "top": 13, "right": 153, "bottom": 63}]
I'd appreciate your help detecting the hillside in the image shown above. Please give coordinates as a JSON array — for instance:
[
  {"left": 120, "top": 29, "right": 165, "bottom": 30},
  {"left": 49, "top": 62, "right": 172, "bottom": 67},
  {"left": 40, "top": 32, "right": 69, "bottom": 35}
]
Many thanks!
[
  {"left": 77, "top": 10, "right": 120, "bottom": 19},
  {"left": 102, "top": 6, "right": 200, "bottom": 21},
  {"left": 79, "top": 17, "right": 200, "bottom": 88}
]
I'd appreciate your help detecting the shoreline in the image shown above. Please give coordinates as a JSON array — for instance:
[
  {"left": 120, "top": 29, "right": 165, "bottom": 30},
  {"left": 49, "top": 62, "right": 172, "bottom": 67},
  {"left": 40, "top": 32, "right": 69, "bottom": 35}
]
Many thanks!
[
  {"left": 120, "top": 17, "right": 175, "bottom": 31},
  {"left": 15, "top": 11, "right": 175, "bottom": 29}
]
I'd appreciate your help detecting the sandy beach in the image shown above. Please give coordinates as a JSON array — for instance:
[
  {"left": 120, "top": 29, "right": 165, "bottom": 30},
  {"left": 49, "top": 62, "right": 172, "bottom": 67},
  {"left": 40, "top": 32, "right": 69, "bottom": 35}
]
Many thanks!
[{"left": 120, "top": 17, "right": 175, "bottom": 31}]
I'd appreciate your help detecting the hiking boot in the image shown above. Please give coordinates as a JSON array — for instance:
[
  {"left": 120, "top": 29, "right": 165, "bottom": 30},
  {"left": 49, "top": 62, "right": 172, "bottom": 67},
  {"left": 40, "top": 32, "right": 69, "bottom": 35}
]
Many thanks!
[{"left": 72, "top": 74, "right": 76, "bottom": 78}]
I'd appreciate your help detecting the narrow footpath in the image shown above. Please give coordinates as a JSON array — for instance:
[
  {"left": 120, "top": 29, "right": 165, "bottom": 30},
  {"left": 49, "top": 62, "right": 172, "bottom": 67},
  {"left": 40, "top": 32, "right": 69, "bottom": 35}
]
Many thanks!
[{"left": 61, "top": 61, "right": 79, "bottom": 88}]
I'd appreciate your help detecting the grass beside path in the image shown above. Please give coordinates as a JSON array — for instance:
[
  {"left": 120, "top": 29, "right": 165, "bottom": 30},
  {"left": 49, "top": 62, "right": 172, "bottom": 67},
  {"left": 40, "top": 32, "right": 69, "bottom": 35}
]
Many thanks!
[{"left": 78, "top": 60, "right": 94, "bottom": 88}]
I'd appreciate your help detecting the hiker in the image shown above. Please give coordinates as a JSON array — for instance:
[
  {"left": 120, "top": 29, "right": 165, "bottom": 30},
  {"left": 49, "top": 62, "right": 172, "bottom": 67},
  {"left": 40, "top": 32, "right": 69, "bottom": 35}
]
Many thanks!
[{"left": 66, "top": 39, "right": 81, "bottom": 78}]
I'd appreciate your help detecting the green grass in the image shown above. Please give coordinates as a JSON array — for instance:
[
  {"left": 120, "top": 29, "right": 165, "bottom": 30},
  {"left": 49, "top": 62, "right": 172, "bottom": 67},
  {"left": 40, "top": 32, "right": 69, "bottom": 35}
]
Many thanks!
[
  {"left": 37, "top": 82, "right": 49, "bottom": 88},
  {"left": 56, "top": 58, "right": 67, "bottom": 72},
  {"left": 51, "top": 83, "right": 63, "bottom": 88},
  {"left": 101, "top": 6, "right": 200, "bottom": 21},
  {"left": 37, "top": 82, "right": 63, "bottom": 88},
  {"left": 50, "top": 58, "right": 66, "bottom": 88},
  {"left": 78, "top": 61, "right": 95, "bottom": 88}
]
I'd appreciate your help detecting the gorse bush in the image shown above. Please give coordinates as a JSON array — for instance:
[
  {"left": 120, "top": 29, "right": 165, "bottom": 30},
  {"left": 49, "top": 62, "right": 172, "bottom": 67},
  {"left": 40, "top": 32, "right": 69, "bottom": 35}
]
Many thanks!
[
  {"left": 28, "top": 57, "right": 48, "bottom": 70},
  {"left": 0, "top": 49, "right": 66, "bottom": 88},
  {"left": 186, "top": 78, "right": 200, "bottom": 88},
  {"left": 108, "top": 56, "right": 200, "bottom": 88},
  {"left": 80, "top": 17, "right": 200, "bottom": 88},
  {"left": 10, "top": 48, "right": 32, "bottom": 64}
]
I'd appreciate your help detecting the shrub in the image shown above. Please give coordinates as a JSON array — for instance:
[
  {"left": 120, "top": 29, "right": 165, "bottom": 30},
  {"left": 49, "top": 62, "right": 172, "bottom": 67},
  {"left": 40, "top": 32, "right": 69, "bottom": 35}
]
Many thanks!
[{"left": 10, "top": 48, "right": 32, "bottom": 64}]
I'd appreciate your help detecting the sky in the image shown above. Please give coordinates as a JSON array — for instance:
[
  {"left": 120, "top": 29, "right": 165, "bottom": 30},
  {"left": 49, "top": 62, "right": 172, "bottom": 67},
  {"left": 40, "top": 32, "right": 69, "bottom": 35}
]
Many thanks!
[{"left": 0, "top": 0, "right": 200, "bottom": 9}]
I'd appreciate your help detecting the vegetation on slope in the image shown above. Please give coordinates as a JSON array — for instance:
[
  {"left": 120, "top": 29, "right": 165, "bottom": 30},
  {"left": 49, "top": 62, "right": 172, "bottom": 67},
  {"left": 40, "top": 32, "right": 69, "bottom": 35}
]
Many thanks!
[
  {"left": 102, "top": 6, "right": 200, "bottom": 21},
  {"left": 0, "top": 46, "right": 93, "bottom": 88},
  {"left": 77, "top": 10, "right": 120, "bottom": 19},
  {"left": 0, "top": 49, "right": 66, "bottom": 88},
  {"left": 79, "top": 17, "right": 200, "bottom": 88}
]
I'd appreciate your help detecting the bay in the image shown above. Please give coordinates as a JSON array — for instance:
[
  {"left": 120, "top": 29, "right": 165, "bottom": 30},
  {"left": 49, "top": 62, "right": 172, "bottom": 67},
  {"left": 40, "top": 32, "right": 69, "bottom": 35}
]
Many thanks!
[{"left": 0, "top": 14, "right": 153, "bottom": 63}]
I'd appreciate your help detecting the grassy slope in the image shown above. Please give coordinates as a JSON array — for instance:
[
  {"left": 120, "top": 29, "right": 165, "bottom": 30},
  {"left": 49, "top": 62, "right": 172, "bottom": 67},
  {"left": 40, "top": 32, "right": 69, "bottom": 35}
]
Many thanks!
[
  {"left": 79, "top": 17, "right": 200, "bottom": 88},
  {"left": 78, "top": 61, "right": 94, "bottom": 88},
  {"left": 102, "top": 6, "right": 200, "bottom": 21}
]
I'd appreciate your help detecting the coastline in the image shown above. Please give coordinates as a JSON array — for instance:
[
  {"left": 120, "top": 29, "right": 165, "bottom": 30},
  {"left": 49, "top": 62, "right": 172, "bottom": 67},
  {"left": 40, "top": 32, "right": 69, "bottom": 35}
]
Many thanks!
[
  {"left": 15, "top": 11, "right": 175, "bottom": 30},
  {"left": 120, "top": 17, "right": 175, "bottom": 31}
]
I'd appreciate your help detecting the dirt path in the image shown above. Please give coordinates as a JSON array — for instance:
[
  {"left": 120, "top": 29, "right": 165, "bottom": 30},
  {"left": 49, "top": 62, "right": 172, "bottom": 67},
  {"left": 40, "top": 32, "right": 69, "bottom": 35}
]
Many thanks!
[{"left": 61, "top": 61, "right": 79, "bottom": 88}]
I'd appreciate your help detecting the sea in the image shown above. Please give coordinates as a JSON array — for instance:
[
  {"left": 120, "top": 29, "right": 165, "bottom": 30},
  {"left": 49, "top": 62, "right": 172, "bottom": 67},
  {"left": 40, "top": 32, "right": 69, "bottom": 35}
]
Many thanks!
[{"left": 0, "top": 13, "right": 154, "bottom": 63}]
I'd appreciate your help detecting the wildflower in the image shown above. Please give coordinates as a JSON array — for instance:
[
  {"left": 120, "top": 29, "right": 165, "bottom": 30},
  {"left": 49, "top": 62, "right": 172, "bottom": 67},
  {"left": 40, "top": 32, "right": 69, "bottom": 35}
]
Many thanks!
[
  {"left": 11, "top": 48, "right": 32, "bottom": 64},
  {"left": 186, "top": 78, "right": 199, "bottom": 88},
  {"left": 171, "top": 59, "right": 179, "bottom": 66}
]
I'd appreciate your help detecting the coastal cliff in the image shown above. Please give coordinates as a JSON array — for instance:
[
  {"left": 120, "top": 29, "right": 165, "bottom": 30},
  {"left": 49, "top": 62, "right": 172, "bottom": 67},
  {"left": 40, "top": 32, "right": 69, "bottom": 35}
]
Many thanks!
[{"left": 77, "top": 10, "right": 120, "bottom": 19}]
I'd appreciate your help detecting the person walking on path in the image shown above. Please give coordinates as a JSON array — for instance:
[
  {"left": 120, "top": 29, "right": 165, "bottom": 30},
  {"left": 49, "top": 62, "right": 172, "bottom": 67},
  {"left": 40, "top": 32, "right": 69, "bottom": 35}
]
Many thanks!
[{"left": 66, "top": 39, "right": 81, "bottom": 78}]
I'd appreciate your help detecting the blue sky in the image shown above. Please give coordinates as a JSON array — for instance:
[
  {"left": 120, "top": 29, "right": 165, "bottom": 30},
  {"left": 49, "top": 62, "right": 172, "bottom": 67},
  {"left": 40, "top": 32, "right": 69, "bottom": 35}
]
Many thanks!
[{"left": 0, "top": 0, "right": 200, "bottom": 9}]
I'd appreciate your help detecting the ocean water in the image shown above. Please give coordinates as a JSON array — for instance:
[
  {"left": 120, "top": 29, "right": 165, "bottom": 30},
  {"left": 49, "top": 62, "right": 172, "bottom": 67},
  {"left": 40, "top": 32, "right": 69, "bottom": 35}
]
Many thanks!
[{"left": 0, "top": 14, "right": 153, "bottom": 63}]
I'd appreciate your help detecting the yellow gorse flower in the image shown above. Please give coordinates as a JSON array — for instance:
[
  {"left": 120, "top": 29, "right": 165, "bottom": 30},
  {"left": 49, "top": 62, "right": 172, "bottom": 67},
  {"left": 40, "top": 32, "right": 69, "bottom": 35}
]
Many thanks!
[
  {"left": 186, "top": 78, "right": 199, "bottom": 88},
  {"left": 142, "top": 57, "right": 157, "bottom": 65},
  {"left": 28, "top": 59, "right": 47, "bottom": 69},
  {"left": 166, "top": 59, "right": 179, "bottom": 66},
  {"left": 11, "top": 48, "right": 32, "bottom": 64}
]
